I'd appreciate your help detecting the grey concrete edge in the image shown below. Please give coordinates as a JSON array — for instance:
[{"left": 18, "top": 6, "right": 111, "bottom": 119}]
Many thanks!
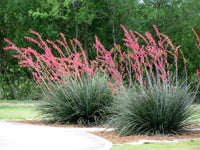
[
  {"left": 1, "top": 120, "right": 113, "bottom": 150},
  {"left": 86, "top": 132, "right": 113, "bottom": 150},
  {"left": 5, "top": 120, "right": 200, "bottom": 148}
]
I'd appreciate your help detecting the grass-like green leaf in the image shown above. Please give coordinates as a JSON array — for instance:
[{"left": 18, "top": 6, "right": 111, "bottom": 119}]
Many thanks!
[
  {"left": 38, "top": 74, "right": 113, "bottom": 125},
  {"left": 108, "top": 80, "right": 194, "bottom": 136}
]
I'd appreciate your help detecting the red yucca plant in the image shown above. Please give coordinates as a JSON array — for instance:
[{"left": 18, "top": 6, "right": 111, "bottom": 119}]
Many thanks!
[
  {"left": 192, "top": 28, "right": 200, "bottom": 97},
  {"left": 4, "top": 25, "right": 186, "bottom": 91},
  {"left": 4, "top": 31, "right": 99, "bottom": 90},
  {"left": 95, "top": 25, "right": 186, "bottom": 89}
]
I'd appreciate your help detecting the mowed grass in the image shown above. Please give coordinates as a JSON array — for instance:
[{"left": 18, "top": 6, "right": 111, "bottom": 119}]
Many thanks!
[
  {"left": 0, "top": 106, "right": 39, "bottom": 119},
  {"left": 111, "top": 140, "right": 200, "bottom": 150},
  {"left": 0, "top": 100, "right": 40, "bottom": 103},
  {"left": 0, "top": 100, "right": 41, "bottom": 119},
  {"left": 0, "top": 100, "right": 41, "bottom": 105}
]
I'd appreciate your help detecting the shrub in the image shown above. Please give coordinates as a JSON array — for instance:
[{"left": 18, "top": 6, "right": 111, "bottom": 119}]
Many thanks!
[
  {"left": 108, "top": 80, "right": 194, "bottom": 136},
  {"left": 38, "top": 74, "right": 113, "bottom": 126}
]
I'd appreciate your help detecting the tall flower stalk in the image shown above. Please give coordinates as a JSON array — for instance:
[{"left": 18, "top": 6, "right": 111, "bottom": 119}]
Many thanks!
[
  {"left": 4, "top": 31, "right": 98, "bottom": 91},
  {"left": 94, "top": 25, "right": 184, "bottom": 90},
  {"left": 4, "top": 25, "right": 186, "bottom": 92},
  {"left": 192, "top": 28, "right": 200, "bottom": 99}
]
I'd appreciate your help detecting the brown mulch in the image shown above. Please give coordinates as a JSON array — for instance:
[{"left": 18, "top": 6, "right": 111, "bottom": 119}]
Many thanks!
[
  {"left": 8, "top": 120, "right": 100, "bottom": 128},
  {"left": 92, "top": 130, "right": 200, "bottom": 144},
  {"left": 8, "top": 120, "right": 200, "bottom": 144}
]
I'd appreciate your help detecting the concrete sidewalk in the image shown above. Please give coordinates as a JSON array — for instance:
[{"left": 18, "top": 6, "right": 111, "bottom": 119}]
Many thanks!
[{"left": 0, "top": 120, "right": 112, "bottom": 150}]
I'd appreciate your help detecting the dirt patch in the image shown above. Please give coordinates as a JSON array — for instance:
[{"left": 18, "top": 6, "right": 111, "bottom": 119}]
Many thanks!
[{"left": 9, "top": 120, "right": 200, "bottom": 144}]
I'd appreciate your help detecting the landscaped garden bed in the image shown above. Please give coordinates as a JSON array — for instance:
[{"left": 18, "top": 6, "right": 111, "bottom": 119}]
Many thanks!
[{"left": 92, "top": 129, "right": 200, "bottom": 145}]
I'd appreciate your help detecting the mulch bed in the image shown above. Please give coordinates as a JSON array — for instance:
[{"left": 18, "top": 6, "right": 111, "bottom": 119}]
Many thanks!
[
  {"left": 8, "top": 120, "right": 200, "bottom": 144},
  {"left": 8, "top": 120, "right": 99, "bottom": 128},
  {"left": 92, "top": 130, "right": 200, "bottom": 144}
]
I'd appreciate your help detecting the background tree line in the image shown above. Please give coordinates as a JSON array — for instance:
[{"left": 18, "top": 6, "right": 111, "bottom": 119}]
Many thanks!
[{"left": 0, "top": 0, "right": 200, "bottom": 100}]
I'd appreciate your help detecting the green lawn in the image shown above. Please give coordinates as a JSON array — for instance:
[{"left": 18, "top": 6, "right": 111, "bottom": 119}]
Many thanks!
[
  {"left": 0, "top": 100, "right": 39, "bottom": 103},
  {"left": 0, "top": 100, "right": 41, "bottom": 105},
  {"left": 0, "top": 100, "right": 41, "bottom": 119},
  {"left": 111, "top": 140, "right": 200, "bottom": 150},
  {"left": 0, "top": 105, "right": 40, "bottom": 120}
]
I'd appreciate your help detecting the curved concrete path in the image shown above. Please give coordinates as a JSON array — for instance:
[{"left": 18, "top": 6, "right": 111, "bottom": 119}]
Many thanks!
[{"left": 0, "top": 120, "right": 112, "bottom": 150}]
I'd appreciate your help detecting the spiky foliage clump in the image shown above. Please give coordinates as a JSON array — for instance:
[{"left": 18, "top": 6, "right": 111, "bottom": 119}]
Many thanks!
[
  {"left": 38, "top": 74, "right": 113, "bottom": 126},
  {"left": 108, "top": 81, "right": 194, "bottom": 136}
]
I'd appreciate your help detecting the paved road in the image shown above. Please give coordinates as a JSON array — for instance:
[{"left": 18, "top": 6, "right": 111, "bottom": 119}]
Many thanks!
[{"left": 0, "top": 120, "right": 112, "bottom": 150}]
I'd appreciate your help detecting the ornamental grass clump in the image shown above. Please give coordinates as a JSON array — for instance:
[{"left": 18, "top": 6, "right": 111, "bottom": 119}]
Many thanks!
[
  {"left": 38, "top": 74, "right": 113, "bottom": 125},
  {"left": 108, "top": 80, "right": 194, "bottom": 136}
]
